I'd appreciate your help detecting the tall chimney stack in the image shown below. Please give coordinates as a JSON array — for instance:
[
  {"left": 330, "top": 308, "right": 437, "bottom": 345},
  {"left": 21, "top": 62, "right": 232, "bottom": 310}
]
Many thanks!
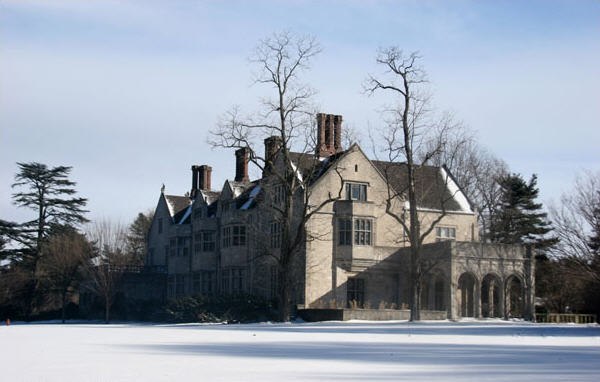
[
  {"left": 198, "top": 165, "right": 212, "bottom": 191},
  {"left": 263, "top": 136, "right": 282, "bottom": 177},
  {"left": 316, "top": 113, "right": 343, "bottom": 157},
  {"left": 234, "top": 147, "right": 250, "bottom": 182},
  {"left": 191, "top": 165, "right": 200, "bottom": 198}
]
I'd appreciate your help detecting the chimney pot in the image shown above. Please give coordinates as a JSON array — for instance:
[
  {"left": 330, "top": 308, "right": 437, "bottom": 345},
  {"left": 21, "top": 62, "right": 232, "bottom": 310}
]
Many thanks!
[
  {"left": 199, "top": 165, "right": 212, "bottom": 191},
  {"left": 316, "top": 113, "right": 343, "bottom": 157},
  {"left": 191, "top": 165, "right": 200, "bottom": 198},
  {"left": 235, "top": 147, "right": 250, "bottom": 182},
  {"left": 263, "top": 136, "right": 283, "bottom": 177}
]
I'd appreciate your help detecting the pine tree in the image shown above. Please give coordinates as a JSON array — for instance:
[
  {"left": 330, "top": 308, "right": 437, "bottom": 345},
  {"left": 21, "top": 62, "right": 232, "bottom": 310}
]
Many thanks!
[
  {"left": 490, "top": 173, "right": 557, "bottom": 249},
  {"left": 125, "top": 211, "right": 154, "bottom": 265},
  {"left": 10, "top": 162, "right": 88, "bottom": 317}
]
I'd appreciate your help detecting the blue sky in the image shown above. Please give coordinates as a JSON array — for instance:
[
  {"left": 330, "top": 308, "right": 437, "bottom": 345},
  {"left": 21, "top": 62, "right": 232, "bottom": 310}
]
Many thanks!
[{"left": 1, "top": 0, "right": 599, "bottom": 224}]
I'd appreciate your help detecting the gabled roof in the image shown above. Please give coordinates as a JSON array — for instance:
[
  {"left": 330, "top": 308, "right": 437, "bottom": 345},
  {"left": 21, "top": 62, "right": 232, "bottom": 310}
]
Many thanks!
[
  {"left": 288, "top": 150, "right": 347, "bottom": 186},
  {"left": 199, "top": 190, "right": 221, "bottom": 205},
  {"left": 233, "top": 180, "right": 261, "bottom": 210},
  {"left": 372, "top": 161, "right": 464, "bottom": 212},
  {"left": 163, "top": 194, "right": 192, "bottom": 223},
  {"left": 287, "top": 145, "right": 469, "bottom": 213}
]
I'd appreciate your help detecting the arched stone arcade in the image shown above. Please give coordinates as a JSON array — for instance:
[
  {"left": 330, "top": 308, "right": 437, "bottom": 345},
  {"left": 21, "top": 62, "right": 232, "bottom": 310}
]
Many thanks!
[
  {"left": 457, "top": 272, "right": 478, "bottom": 318},
  {"left": 505, "top": 275, "right": 524, "bottom": 318},
  {"left": 481, "top": 273, "right": 503, "bottom": 318}
]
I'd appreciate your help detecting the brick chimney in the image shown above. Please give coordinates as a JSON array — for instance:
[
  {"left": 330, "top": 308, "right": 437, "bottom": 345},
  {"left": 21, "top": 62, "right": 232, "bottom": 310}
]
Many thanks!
[
  {"left": 316, "top": 113, "right": 343, "bottom": 157},
  {"left": 234, "top": 147, "right": 250, "bottom": 182},
  {"left": 263, "top": 136, "right": 282, "bottom": 177},
  {"left": 198, "top": 165, "right": 212, "bottom": 191},
  {"left": 191, "top": 165, "right": 200, "bottom": 198}
]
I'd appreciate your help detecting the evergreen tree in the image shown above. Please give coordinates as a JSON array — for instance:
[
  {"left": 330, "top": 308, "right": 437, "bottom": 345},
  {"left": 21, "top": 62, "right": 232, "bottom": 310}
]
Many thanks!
[
  {"left": 125, "top": 211, "right": 154, "bottom": 265},
  {"left": 490, "top": 173, "right": 557, "bottom": 249},
  {"left": 10, "top": 162, "right": 88, "bottom": 316}
]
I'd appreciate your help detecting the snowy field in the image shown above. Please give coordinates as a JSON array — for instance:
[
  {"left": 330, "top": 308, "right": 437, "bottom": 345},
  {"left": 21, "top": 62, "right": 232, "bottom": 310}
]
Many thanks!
[{"left": 1, "top": 320, "right": 599, "bottom": 381}]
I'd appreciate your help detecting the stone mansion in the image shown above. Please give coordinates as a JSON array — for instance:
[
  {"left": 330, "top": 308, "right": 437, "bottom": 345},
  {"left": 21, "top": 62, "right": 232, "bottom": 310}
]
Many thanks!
[{"left": 145, "top": 113, "right": 535, "bottom": 320}]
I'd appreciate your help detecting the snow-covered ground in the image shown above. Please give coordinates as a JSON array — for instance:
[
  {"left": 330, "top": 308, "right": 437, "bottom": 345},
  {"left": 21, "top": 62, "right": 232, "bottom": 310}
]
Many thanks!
[{"left": 1, "top": 320, "right": 599, "bottom": 381}]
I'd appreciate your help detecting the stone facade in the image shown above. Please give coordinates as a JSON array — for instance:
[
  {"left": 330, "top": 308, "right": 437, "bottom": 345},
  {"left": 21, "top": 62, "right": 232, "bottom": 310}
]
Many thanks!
[{"left": 145, "top": 113, "right": 534, "bottom": 320}]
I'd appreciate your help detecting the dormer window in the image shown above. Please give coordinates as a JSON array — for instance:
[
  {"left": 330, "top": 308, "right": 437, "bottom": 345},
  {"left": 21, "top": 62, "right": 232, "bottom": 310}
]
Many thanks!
[{"left": 346, "top": 182, "right": 367, "bottom": 201}]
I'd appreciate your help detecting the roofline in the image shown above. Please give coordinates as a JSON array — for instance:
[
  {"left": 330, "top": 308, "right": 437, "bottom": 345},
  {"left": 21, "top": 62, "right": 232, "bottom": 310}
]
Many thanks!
[{"left": 440, "top": 164, "right": 476, "bottom": 213}]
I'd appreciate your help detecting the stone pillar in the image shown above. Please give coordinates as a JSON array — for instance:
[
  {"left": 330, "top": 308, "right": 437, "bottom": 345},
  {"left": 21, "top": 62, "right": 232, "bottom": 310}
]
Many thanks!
[
  {"left": 475, "top": 278, "right": 482, "bottom": 318},
  {"left": 498, "top": 281, "right": 505, "bottom": 318},
  {"left": 525, "top": 246, "right": 536, "bottom": 321},
  {"left": 448, "top": 275, "right": 457, "bottom": 320}
]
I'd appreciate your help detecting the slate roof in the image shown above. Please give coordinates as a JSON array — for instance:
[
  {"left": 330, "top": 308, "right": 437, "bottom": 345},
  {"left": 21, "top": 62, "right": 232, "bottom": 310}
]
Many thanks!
[
  {"left": 288, "top": 149, "right": 464, "bottom": 211},
  {"left": 165, "top": 146, "right": 468, "bottom": 215},
  {"left": 288, "top": 150, "right": 347, "bottom": 185},
  {"left": 164, "top": 194, "right": 192, "bottom": 223},
  {"left": 372, "top": 161, "right": 463, "bottom": 211}
]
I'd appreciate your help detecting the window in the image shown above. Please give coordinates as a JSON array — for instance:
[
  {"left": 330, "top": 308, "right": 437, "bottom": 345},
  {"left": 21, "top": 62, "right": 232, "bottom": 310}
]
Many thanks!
[
  {"left": 338, "top": 218, "right": 352, "bottom": 246},
  {"left": 354, "top": 219, "right": 372, "bottom": 245},
  {"left": 148, "top": 248, "right": 154, "bottom": 265},
  {"left": 193, "top": 207, "right": 203, "bottom": 220},
  {"left": 158, "top": 218, "right": 163, "bottom": 234},
  {"left": 346, "top": 183, "right": 367, "bottom": 201},
  {"left": 338, "top": 218, "right": 373, "bottom": 246},
  {"left": 223, "top": 225, "right": 246, "bottom": 248},
  {"left": 436, "top": 226, "right": 456, "bottom": 241},
  {"left": 273, "top": 184, "right": 285, "bottom": 205},
  {"left": 177, "top": 237, "right": 191, "bottom": 256},
  {"left": 232, "top": 226, "right": 246, "bottom": 246},
  {"left": 347, "top": 277, "right": 365, "bottom": 308},
  {"left": 202, "top": 231, "right": 215, "bottom": 252},
  {"left": 270, "top": 221, "right": 282, "bottom": 249}
]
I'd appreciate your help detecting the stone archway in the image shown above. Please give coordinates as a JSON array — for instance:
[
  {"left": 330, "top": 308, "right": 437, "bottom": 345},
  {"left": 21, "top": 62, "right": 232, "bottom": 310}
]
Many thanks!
[
  {"left": 506, "top": 275, "right": 524, "bottom": 318},
  {"left": 481, "top": 273, "right": 503, "bottom": 318},
  {"left": 457, "top": 272, "right": 477, "bottom": 318}
]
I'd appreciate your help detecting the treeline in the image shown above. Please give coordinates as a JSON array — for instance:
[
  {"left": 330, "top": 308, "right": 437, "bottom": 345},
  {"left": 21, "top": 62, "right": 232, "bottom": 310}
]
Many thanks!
[{"left": 0, "top": 162, "right": 153, "bottom": 322}]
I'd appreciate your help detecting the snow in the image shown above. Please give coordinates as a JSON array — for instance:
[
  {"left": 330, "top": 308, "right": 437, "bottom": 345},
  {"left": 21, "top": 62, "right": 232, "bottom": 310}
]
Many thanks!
[
  {"left": 440, "top": 166, "right": 473, "bottom": 213},
  {"left": 240, "top": 185, "right": 261, "bottom": 210},
  {"left": 1, "top": 320, "right": 598, "bottom": 381},
  {"left": 177, "top": 205, "right": 192, "bottom": 224}
]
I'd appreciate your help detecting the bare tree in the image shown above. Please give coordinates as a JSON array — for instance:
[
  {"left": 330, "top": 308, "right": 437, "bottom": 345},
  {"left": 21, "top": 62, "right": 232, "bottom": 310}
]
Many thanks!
[
  {"left": 365, "top": 48, "right": 470, "bottom": 321},
  {"left": 84, "top": 220, "right": 129, "bottom": 323},
  {"left": 210, "top": 32, "right": 348, "bottom": 321},
  {"left": 39, "top": 230, "right": 91, "bottom": 323},
  {"left": 423, "top": 127, "right": 509, "bottom": 241},
  {"left": 549, "top": 171, "right": 600, "bottom": 283}
]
